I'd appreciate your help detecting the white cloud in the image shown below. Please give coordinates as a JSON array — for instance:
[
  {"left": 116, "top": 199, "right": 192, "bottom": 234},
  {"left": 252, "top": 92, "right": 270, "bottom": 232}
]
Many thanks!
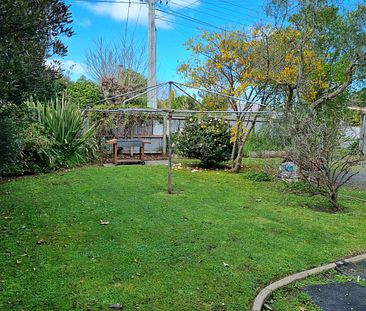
[
  {"left": 76, "top": 17, "right": 92, "bottom": 28},
  {"left": 81, "top": 1, "right": 200, "bottom": 30},
  {"left": 46, "top": 59, "right": 88, "bottom": 81},
  {"left": 61, "top": 60, "right": 88, "bottom": 80}
]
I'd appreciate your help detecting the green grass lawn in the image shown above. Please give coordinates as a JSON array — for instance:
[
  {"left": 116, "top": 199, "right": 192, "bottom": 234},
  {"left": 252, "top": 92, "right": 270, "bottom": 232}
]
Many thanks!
[{"left": 1, "top": 164, "right": 366, "bottom": 311}]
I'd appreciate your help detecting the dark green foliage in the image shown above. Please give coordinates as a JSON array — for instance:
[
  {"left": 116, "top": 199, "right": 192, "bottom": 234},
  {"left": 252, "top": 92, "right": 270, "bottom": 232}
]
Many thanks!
[
  {"left": 176, "top": 116, "right": 232, "bottom": 167},
  {"left": 0, "top": 104, "right": 23, "bottom": 176},
  {"left": 66, "top": 76, "right": 104, "bottom": 108},
  {"left": 0, "top": 0, "right": 73, "bottom": 103},
  {"left": 29, "top": 97, "right": 97, "bottom": 164},
  {"left": 242, "top": 171, "right": 272, "bottom": 182},
  {"left": 0, "top": 104, "right": 56, "bottom": 176},
  {"left": 18, "top": 123, "right": 57, "bottom": 173},
  {"left": 0, "top": 97, "right": 97, "bottom": 177}
]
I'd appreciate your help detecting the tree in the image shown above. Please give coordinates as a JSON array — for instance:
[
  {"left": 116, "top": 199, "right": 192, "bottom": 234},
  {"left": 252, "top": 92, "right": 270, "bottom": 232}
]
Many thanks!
[
  {"left": 86, "top": 36, "right": 147, "bottom": 105},
  {"left": 264, "top": 0, "right": 366, "bottom": 111},
  {"left": 178, "top": 30, "right": 276, "bottom": 172},
  {"left": 0, "top": 0, "right": 73, "bottom": 104},
  {"left": 251, "top": 26, "right": 329, "bottom": 112},
  {"left": 66, "top": 76, "right": 104, "bottom": 108},
  {"left": 276, "top": 109, "right": 362, "bottom": 211}
]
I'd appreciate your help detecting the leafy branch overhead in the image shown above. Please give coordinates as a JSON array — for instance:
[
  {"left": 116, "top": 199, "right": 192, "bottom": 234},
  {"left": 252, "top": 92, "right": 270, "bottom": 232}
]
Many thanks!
[{"left": 0, "top": 0, "right": 74, "bottom": 103}]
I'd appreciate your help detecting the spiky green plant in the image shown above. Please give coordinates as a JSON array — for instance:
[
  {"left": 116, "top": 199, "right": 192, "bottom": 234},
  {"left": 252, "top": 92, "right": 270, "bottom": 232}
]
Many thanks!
[{"left": 27, "top": 96, "right": 97, "bottom": 164}]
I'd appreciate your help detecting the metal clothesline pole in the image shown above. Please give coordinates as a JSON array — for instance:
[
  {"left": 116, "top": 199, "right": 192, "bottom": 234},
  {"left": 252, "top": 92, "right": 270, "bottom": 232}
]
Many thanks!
[{"left": 167, "top": 82, "right": 173, "bottom": 194}]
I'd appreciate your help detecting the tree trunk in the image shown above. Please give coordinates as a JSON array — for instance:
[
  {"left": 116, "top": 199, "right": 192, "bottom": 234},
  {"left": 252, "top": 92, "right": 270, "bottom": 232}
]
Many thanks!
[
  {"left": 231, "top": 121, "right": 256, "bottom": 173},
  {"left": 232, "top": 140, "right": 245, "bottom": 173},
  {"left": 231, "top": 118, "right": 241, "bottom": 167},
  {"left": 231, "top": 139, "right": 238, "bottom": 166},
  {"left": 329, "top": 191, "right": 342, "bottom": 211}
]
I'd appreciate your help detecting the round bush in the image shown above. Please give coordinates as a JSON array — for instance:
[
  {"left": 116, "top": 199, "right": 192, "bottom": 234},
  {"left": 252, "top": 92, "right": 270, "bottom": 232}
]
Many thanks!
[{"left": 176, "top": 116, "right": 232, "bottom": 167}]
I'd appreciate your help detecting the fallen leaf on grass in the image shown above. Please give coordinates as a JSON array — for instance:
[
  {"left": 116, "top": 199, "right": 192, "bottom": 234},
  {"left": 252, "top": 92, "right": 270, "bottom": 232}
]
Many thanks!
[{"left": 109, "top": 303, "right": 123, "bottom": 310}]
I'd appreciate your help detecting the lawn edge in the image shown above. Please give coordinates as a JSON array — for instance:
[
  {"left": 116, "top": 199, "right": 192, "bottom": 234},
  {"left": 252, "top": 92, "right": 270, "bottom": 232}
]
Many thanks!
[{"left": 252, "top": 253, "right": 366, "bottom": 311}]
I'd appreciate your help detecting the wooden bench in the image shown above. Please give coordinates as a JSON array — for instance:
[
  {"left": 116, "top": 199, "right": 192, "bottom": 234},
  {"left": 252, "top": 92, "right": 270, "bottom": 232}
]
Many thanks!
[{"left": 106, "top": 139, "right": 151, "bottom": 165}]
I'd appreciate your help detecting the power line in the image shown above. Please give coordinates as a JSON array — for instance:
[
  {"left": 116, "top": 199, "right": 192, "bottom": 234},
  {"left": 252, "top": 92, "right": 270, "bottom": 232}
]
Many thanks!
[
  {"left": 155, "top": 7, "right": 231, "bottom": 33},
  {"left": 172, "top": 0, "right": 199, "bottom": 12},
  {"left": 73, "top": 0, "right": 143, "bottom": 4},
  {"left": 198, "top": 0, "right": 273, "bottom": 23},
  {"left": 124, "top": 0, "right": 131, "bottom": 37},
  {"left": 156, "top": 16, "right": 205, "bottom": 31},
  {"left": 171, "top": 0, "right": 272, "bottom": 24},
  {"left": 168, "top": 0, "right": 251, "bottom": 27},
  {"left": 132, "top": 2, "right": 143, "bottom": 37}
]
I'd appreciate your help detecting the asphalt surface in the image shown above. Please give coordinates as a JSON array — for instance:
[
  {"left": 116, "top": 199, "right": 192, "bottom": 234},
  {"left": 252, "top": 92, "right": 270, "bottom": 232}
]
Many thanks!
[
  {"left": 304, "top": 260, "right": 366, "bottom": 311},
  {"left": 305, "top": 282, "right": 366, "bottom": 311}
]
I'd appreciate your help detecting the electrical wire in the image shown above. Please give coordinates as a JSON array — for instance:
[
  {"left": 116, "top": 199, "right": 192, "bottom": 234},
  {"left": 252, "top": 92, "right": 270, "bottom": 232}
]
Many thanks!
[
  {"left": 124, "top": 0, "right": 131, "bottom": 37},
  {"left": 170, "top": 0, "right": 272, "bottom": 25},
  {"left": 155, "top": 7, "right": 231, "bottom": 33},
  {"left": 132, "top": 2, "right": 143, "bottom": 37},
  {"left": 73, "top": 0, "right": 143, "bottom": 4},
  {"left": 168, "top": 0, "right": 251, "bottom": 27}
]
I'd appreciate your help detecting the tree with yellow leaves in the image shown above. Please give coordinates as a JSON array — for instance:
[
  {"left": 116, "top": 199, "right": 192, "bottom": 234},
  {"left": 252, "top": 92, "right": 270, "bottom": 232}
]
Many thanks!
[
  {"left": 178, "top": 30, "right": 277, "bottom": 172},
  {"left": 264, "top": 0, "right": 366, "bottom": 111},
  {"left": 251, "top": 26, "right": 329, "bottom": 111}
]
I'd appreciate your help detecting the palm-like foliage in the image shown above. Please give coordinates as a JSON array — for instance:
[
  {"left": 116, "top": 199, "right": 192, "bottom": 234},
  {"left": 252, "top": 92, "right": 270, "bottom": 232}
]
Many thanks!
[{"left": 28, "top": 96, "right": 96, "bottom": 162}]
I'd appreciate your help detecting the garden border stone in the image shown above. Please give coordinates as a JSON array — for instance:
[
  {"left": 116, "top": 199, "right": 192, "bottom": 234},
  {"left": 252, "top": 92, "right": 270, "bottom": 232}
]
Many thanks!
[{"left": 252, "top": 253, "right": 366, "bottom": 311}]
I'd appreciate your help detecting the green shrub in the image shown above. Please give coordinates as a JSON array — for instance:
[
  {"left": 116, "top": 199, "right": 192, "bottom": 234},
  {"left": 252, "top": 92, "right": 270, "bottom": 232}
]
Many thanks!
[
  {"left": 19, "top": 123, "right": 57, "bottom": 173},
  {"left": 65, "top": 77, "right": 104, "bottom": 108},
  {"left": 0, "top": 97, "right": 97, "bottom": 177},
  {"left": 28, "top": 97, "right": 97, "bottom": 165},
  {"left": 0, "top": 115, "right": 23, "bottom": 176},
  {"left": 176, "top": 116, "right": 232, "bottom": 167},
  {"left": 242, "top": 171, "right": 272, "bottom": 182}
]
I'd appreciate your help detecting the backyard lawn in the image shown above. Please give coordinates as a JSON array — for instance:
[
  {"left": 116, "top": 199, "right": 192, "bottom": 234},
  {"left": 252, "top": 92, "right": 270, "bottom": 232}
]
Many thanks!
[{"left": 1, "top": 163, "right": 366, "bottom": 310}]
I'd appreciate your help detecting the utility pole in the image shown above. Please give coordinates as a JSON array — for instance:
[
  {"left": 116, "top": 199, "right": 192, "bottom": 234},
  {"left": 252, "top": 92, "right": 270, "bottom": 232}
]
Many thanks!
[{"left": 147, "top": 0, "right": 157, "bottom": 108}]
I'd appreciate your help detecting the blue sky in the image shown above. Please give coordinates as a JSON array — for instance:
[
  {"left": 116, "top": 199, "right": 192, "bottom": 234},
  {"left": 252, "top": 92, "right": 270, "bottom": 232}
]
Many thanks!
[{"left": 62, "top": 0, "right": 270, "bottom": 82}]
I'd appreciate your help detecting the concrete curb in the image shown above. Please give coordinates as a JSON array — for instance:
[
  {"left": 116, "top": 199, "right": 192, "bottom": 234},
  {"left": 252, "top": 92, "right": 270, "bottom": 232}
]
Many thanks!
[{"left": 252, "top": 253, "right": 366, "bottom": 311}]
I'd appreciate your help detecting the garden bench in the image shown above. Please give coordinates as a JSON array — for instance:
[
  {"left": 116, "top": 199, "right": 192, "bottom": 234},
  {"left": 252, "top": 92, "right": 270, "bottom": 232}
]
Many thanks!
[{"left": 106, "top": 138, "right": 151, "bottom": 165}]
